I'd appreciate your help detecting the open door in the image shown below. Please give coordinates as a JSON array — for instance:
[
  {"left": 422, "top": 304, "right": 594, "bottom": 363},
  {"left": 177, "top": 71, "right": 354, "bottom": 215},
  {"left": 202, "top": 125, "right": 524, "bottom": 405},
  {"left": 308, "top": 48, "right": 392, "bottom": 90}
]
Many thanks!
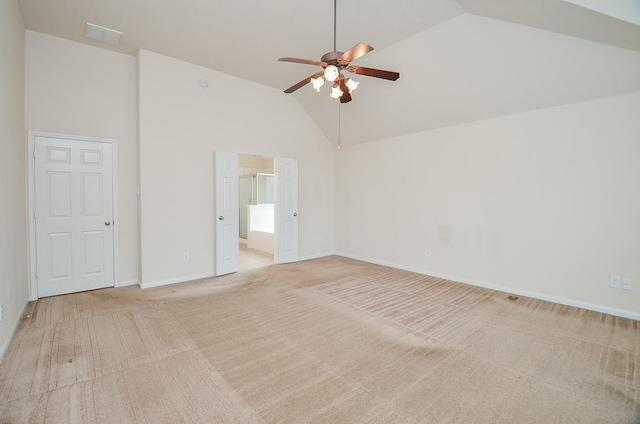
[
  {"left": 274, "top": 158, "right": 299, "bottom": 264},
  {"left": 215, "top": 150, "right": 239, "bottom": 275}
]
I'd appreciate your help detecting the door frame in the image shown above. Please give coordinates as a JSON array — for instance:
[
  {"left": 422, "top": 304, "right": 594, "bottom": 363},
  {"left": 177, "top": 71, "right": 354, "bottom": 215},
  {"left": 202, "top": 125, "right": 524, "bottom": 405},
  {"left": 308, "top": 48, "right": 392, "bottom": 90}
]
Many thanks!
[{"left": 27, "top": 131, "right": 120, "bottom": 300}]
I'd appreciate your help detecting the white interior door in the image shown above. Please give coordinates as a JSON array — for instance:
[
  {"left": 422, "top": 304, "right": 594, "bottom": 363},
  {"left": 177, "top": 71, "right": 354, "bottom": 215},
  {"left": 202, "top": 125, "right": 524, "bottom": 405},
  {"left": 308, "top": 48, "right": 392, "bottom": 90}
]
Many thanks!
[
  {"left": 215, "top": 150, "right": 239, "bottom": 276},
  {"left": 34, "top": 136, "right": 114, "bottom": 297},
  {"left": 274, "top": 158, "right": 299, "bottom": 264}
]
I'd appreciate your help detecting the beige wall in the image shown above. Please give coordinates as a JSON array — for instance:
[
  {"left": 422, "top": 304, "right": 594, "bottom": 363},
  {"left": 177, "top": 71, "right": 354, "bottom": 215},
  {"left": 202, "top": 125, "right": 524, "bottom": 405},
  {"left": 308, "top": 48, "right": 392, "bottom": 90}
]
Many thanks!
[
  {"left": 138, "top": 50, "right": 335, "bottom": 286},
  {"left": 239, "top": 155, "right": 274, "bottom": 172},
  {"left": 25, "top": 31, "right": 139, "bottom": 285},
  {"left": 336, "top": 92, "right": 640, "bottom": 318},
  {"left": 0, "top": 0, "right": 28, "bottom": 359}
]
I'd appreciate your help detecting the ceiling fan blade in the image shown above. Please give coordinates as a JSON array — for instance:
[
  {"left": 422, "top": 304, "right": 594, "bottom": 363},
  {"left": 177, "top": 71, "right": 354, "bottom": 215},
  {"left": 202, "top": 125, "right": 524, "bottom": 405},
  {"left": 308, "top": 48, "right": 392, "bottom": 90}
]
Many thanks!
[
  {"left": 347, "top": 65, "right": 400, "bottom": 81},
  {"left": 337, "top": 43, "right": 373, "bottom": 65},
  {"left": 339, "top": 79, "right": 352, "bottom": 103},
  {"left": 283, "top": 71, "right": 324, "bottom": 94},
  {"left": 278, "top": 57, "right": 327, "bottom": 67}
]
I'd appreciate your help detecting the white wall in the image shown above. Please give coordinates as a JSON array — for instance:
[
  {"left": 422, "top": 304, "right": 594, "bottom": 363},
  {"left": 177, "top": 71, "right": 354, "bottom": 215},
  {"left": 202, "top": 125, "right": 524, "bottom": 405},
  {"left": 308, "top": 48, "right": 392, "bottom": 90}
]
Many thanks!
[
  {"left": 25, "top": 31, "right": 139, "bottom": 285},
  {"left": 0, "top": 0, "right": 29, "bottom": 360},
  {"left": 138, "top": 50, "right": 335, "bottom": 286},
  {"left": 336, "top": 92, "right": 640, "bottom": 318}
]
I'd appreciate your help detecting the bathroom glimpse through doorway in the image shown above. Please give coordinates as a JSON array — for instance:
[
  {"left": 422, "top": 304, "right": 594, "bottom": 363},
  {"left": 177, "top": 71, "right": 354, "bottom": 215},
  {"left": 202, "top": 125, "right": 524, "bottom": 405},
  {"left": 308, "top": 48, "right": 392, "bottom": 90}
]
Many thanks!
[{"left": 238, "top": 154, "right": 275, "bottom": 270}]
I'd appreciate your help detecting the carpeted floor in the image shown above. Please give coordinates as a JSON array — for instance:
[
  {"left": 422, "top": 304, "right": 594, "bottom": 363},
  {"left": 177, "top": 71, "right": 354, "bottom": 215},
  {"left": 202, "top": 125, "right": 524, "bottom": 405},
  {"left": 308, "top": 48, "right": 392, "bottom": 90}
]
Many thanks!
[{"left": 1, "top": 256, "right": 638, "bottom": 423}]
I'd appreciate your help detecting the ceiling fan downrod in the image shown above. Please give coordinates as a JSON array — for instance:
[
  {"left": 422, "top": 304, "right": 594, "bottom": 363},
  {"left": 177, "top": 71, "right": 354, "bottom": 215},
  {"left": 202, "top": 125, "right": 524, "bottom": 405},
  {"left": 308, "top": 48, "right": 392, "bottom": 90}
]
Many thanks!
[{"left": 333, "top": 0, "right": 337, "bottom": 52}]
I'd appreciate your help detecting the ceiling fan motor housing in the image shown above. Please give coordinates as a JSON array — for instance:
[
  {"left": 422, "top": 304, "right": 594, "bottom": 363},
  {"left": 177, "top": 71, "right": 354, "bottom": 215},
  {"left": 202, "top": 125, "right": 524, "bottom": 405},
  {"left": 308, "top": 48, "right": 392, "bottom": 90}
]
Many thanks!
[{"left": 321, "top": 51, "right": 344, "bottom": 65}]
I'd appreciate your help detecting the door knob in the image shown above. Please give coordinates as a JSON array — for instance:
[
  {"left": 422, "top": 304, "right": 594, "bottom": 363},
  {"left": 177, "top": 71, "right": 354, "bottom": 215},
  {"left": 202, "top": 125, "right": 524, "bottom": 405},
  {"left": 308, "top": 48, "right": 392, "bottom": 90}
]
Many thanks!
[
  {"left": 293, "top": 213, "right": 297, "bottom": 217},
  {"left": 219, "top": 216, "right": 224, "bottom": 220},
  {"left": 105, "top": 221, "right": 111, "bottom": 226}
]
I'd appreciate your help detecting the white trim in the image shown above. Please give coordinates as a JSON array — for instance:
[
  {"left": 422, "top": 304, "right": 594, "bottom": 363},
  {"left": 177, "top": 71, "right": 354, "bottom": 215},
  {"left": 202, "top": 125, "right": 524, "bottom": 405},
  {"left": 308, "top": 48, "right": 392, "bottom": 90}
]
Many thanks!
[
  {"left": 116, "top": 279, "right": 139, "bottom": 288},
  {"left": 299, "top": 251, "right": 335, "bottom": 261},
  {"left": 27, "top": 131, "right": 120, "bottom": 300},
  {"left": 0, "top": 297, "right": 29, "bottom": 364},
  {"left": 111, "top": 141, "right": 120, "bottom": 289},
  {"left": 139, "top": 272, "right": 215, "bottom": 289},
  {"left": 336, "top": 252, "right": 640, "bottom": 321}
]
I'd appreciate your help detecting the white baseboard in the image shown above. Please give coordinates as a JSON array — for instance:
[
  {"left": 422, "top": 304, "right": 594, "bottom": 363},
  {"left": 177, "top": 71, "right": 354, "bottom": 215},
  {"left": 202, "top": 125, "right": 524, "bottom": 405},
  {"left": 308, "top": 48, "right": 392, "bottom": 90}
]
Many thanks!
[
  {"left": 116, "top": 279, "right": 139, "bottom": 288},
  {"left": 0, "top": 296, "right": 29, "bottom": 364},
  {"left": 299, "top": 251, "right": 336, "bottom": 261},
  {"left": 140, "top": 272, "right": 215, "bottom": 290},
  {"left": 336, "top": 252, "right": 640, "bottom": 321}
]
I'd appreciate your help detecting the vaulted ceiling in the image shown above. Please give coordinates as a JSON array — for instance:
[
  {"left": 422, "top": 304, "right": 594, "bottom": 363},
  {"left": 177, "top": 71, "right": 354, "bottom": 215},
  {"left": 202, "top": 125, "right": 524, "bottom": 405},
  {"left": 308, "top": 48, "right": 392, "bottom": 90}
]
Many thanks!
[{"left": 17, "top": 0, "right": 640, "bottom": 147}]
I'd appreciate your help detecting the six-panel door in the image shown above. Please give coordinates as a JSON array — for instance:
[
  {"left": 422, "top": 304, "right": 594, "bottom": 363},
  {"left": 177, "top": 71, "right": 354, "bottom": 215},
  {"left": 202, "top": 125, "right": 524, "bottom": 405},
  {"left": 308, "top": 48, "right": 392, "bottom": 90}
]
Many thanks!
[{"left": 34, "top": 136, "right": 114, "bottom": 297}]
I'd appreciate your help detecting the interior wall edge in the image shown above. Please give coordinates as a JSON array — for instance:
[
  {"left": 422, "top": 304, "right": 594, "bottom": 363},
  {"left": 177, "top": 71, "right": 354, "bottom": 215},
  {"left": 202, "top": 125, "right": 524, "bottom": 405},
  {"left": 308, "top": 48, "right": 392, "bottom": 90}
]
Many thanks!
[{"left": 0, "top": 297, "right": 30, "bottom": 364}]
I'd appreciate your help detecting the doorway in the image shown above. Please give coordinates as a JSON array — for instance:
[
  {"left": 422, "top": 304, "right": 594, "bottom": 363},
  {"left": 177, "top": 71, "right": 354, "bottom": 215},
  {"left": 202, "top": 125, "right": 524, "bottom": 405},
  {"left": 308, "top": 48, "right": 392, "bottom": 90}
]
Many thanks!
[
  {"left": 238, "top": 154, "right": 275, "bottom": 270},
  {"left": 215, "top": 151, "right": 298, "bottom": 275}
]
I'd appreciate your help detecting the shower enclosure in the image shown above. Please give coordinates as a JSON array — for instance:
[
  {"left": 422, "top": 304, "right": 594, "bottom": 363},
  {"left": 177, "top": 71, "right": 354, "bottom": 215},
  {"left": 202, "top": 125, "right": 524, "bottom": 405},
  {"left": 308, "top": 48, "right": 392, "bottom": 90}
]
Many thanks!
[{"left": 238, "top": 173, "right": 274, "bottom": 239}]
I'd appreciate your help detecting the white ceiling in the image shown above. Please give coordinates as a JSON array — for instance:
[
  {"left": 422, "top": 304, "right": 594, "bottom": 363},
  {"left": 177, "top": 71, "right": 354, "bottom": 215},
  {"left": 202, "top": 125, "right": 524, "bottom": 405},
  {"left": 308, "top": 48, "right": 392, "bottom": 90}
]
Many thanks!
[{"left": 17, "top": 0, "right": 640, "bottom": 147}]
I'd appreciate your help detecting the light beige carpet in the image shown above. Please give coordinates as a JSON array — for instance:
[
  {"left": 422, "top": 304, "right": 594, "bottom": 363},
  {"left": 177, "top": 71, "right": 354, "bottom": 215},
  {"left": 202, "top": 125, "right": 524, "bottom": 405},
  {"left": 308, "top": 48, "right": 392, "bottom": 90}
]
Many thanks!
[{"left": 1, "top": 256, "right": 638, "bottom": 423}]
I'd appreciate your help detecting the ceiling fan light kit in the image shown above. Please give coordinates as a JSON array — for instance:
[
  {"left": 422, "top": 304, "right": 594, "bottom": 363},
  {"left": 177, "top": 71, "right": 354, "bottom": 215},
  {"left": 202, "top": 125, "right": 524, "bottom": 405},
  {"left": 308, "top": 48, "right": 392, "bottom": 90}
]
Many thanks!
[
  {"left": 324, "top": 65, "right": 340, "bottom": 82},
  {"left": 277, "top": 0, "right": 399, "bottom": 104}
]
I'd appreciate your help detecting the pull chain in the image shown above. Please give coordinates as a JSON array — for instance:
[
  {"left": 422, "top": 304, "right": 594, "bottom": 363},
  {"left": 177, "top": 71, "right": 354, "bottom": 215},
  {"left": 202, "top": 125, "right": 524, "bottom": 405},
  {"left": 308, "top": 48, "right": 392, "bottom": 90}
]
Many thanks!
[{"left": 337, "top": 102, "right": 341, "bottom": 150}]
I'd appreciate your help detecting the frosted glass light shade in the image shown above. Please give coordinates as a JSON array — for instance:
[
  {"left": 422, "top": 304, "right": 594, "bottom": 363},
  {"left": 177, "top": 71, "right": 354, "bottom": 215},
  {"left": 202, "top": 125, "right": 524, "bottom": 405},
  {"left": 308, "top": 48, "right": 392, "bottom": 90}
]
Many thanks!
[
  {"left": 310, "top": 77, "right": 325, "bottom": 92},
  {"left": 324, "top": 65, "right": 339, "bottom": 82},
  {"left": 345, "top": 78, "right": 359, "bottom": 92},
  {"left": 330, "top": 85, "right": 343, "bottom": 99}
]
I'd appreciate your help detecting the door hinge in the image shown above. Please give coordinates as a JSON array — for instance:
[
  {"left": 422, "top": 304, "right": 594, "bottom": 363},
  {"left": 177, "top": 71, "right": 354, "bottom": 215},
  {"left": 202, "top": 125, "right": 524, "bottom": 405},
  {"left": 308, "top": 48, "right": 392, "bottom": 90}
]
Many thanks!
[{"left": 33, "top": 149, "right": 36, "bottom": 159}]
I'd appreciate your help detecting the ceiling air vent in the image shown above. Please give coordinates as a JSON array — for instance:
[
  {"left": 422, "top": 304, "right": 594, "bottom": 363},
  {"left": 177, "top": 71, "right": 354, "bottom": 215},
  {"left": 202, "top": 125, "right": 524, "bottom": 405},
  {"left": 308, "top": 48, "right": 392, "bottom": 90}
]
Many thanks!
[{"left": 85, "top": 23, "right": 123, "bottom": 45}]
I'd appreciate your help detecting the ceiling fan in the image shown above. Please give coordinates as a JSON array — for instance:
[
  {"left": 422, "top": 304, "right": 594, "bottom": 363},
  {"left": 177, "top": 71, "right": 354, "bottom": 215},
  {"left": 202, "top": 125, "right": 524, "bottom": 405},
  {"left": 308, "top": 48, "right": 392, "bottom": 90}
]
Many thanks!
[{"left": 277, "top": 0, "right": 400, "bottom": 104}]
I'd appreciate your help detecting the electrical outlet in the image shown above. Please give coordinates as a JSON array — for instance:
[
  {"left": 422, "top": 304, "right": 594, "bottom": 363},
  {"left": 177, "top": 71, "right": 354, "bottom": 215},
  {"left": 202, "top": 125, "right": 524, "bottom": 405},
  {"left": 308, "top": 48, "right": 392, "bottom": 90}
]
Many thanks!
[
  {"left": 610, "top": 275, "right": 621, "bottom": 289},
  {"left": 425, "top": 248, "right": 431, "bottom": 257},
  {"left": 622, "top": 278, "right": 632, "bottom": 291},
  {"left": 183, "top": 252, "right": 190, "bottom": 262}
]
